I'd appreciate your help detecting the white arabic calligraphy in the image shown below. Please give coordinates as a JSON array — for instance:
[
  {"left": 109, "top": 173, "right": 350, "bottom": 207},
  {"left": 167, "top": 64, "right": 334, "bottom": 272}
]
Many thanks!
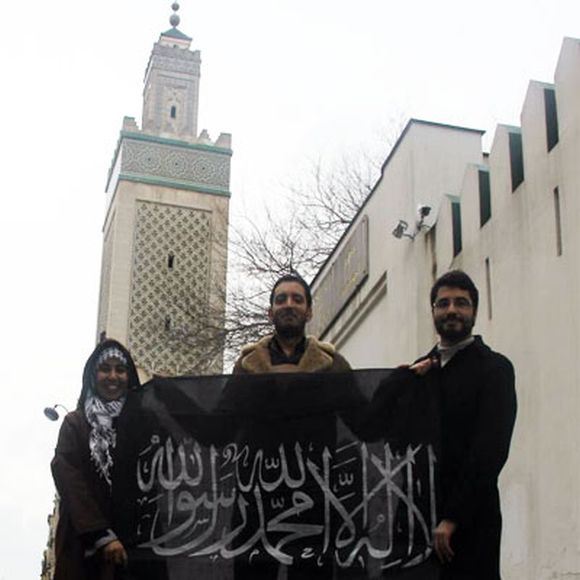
[{"left": 134, "top": 436, "right": 437, "bottom": 570}]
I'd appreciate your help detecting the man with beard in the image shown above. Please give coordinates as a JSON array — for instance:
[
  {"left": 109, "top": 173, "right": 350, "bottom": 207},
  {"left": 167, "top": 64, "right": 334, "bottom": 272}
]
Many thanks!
[
  {"left": 229, "top": 273, "right": 353, "bottom": 579},
  {"left": 414, "top": 270, "right": 517, "bottom": 580},
  {"left": 233, "top": 272, "right": 351, "bottom": 374}
]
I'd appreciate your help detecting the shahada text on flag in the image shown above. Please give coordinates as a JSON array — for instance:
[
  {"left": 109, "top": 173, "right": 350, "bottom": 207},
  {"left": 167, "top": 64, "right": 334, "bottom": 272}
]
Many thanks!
[{"left": 112, "top": 369, "right": 440, "bottom": 579}]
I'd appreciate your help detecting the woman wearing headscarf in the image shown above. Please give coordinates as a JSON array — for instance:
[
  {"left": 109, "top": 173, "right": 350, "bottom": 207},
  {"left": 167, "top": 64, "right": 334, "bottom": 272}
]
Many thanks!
[{"left": 51, "top": 339, "right": 141, "bottom": 580}]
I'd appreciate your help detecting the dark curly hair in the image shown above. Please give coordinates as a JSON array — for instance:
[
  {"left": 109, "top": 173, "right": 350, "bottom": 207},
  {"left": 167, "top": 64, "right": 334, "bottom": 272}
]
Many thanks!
[
  {"left": 430, "top": 270, "right": 479, "bottom": 312},
  {"left": 270, "top": 273, "right": 312, "bottom": 308}
]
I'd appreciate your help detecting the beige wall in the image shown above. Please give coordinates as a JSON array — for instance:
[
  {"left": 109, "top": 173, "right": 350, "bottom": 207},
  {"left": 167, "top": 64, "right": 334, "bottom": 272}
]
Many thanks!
[{"left": 98, "top": 178, "right": 229, "bottom": 374}]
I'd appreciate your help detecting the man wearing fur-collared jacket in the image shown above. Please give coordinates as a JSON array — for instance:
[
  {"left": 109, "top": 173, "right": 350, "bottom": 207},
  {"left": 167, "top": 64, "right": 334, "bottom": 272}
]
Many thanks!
[
  {"left": 233, "top": 273, "right": 351, "bottom": 375},
  {"left": 229, "top": 273, "right": 352, "bottom": 580}
]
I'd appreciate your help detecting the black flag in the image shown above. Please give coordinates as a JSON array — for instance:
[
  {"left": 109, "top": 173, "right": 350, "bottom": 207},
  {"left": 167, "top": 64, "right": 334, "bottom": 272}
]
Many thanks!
[{"left": 113, "top": 369, "right": 440, "bottom": 579}]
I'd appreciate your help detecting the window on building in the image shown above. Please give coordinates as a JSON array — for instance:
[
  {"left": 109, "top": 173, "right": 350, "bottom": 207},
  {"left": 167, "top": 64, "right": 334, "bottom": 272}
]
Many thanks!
[
  {"left": 554, "top": 187, "right": 563, "bottom": 256},
  {"left": 544, "top": 88, "right": 559, "bottom": 152},
  {"left": 508, "top": 131, "right": 524, "bottom": 192},
  {"left": 170, "top": 105, "right": 177, "bottom": 119},
  {"left": 485, "top": 257, "right": 493, "bottom": 320},
  {"left": 426, "top": 224, "right": 437, "bottom": 283},
  {"left": 451, "top": 201, "right": 462, "bottom": 257},
  {"left": 478, "top": 169, "right": 491, "bottom": 226}
]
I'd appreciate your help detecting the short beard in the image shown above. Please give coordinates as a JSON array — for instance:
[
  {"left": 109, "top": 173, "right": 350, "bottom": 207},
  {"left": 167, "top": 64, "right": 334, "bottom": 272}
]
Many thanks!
[
  {"left": 274, "top": 320, "right": 305, "bottom": 339},
  {"left": 273, "top": 310, "right": 306, "bottom": 339},
  {"left": 435, "top": 315, "right": 474, "bottom": 344}
]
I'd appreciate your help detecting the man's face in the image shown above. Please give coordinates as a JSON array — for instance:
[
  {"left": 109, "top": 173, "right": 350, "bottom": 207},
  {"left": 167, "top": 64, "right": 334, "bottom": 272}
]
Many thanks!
[
  {"left": 268, "top": 281, "right": 312, "bottom": 338},
  {"left": 95, "top": 357, "right": 129, "bottom": 401},
  {"left": 432, "top": 286, "right": 476, "bottom": 345}
]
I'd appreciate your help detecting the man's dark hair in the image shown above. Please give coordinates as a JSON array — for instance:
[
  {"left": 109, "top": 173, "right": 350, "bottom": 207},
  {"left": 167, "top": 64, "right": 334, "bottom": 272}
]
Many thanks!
[
  {"left": 270, "top": 273, "right": 312, "bottom": 307},
  {"left": 430, "top": 270, "right": 479, "bottom": 312}
]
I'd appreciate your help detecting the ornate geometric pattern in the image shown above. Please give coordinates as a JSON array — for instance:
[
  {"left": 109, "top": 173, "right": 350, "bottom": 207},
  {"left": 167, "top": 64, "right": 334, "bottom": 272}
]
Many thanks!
[
  {"left": 151, "top": 45, "right": 200, "bottom": 75},
  {"left": 122, "top": 140, "right": 230, "bottom": 188},
  {"left": 128, "top": 201, "right": 212, "bottom": 375},
  {"left": 152, "top": 54, "right": 200, "bottom": 74}
]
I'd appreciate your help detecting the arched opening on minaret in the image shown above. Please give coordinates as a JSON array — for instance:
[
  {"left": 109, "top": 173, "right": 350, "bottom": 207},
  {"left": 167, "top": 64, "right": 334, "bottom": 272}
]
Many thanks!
[
  {"left": 168, "top": 252, "right": 175, "bottom": 269},
  {"left": 170, "top": 106, "right": 177, "bottom": 119}
]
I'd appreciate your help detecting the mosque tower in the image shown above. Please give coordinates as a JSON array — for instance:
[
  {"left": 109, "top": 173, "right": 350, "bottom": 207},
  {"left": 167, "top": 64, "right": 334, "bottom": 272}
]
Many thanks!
[{"left": 96, "top": 3, "right": 231, "bottom": 376}]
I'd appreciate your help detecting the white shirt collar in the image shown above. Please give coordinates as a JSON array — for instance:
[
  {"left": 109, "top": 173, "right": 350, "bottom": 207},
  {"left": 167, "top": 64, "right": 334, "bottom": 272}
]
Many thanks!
[{"left": 436, "top": 335, "right": 475, "bottom": 367}]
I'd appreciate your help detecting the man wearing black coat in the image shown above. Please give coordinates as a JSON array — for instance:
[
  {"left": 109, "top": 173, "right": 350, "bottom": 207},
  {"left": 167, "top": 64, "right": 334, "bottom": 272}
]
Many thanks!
[{"left": 414, "top": 270, "right": 516, "bottom": 580}]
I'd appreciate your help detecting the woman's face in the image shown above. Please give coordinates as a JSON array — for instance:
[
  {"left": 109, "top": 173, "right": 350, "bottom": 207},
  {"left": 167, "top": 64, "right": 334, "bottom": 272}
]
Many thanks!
[{"left": 95, "top": 357, "right": 129, "bottom": 401}]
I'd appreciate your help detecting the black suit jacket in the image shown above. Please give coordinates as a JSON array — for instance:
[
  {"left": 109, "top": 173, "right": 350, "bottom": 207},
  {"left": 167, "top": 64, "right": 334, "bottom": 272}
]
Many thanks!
[{"left": 420, "top": 336, "right": 517, "bottom": 580}]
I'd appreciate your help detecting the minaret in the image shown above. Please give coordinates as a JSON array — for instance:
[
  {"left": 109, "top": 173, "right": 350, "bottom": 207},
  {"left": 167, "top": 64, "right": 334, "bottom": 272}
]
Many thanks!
[
  {"left": 97, "top": 3, "right": 231, "bottom": 376},
  {"left": 141, "top": 3, "right": 201, "bottom": 140}
]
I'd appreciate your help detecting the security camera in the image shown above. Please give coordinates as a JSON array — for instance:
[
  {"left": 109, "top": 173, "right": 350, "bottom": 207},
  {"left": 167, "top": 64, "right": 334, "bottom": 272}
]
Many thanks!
[
  {"left": 417, "top": 205, "right": 431, "bottom": 218},
  {"left": 392, "top": 220, "right": 413, "bottom": 240}
]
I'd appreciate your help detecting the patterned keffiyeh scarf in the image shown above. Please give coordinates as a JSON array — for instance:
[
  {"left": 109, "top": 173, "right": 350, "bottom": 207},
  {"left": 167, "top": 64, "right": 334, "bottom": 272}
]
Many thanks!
[{"left": 84, "top": 395, "right": 125, "bottom": 486}]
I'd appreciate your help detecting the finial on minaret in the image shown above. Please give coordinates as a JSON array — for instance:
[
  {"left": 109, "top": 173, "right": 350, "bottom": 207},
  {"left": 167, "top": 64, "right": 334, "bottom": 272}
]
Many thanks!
[
  {"left": 158, "top": 0, "right": 191, "bottom": 46},
  {"left": 170, "top": 2, "right": 180, "bottom": 28}
]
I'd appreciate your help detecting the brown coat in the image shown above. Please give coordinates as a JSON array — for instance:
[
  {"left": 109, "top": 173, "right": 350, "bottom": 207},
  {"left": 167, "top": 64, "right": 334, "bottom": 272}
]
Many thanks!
[
  {"left": 232, "top": 334, "right": 351, "bottom": 374},
  {"left": 229, "top": 334, "right": 354, "bottom": 580},
  {"left": 51, "top": 411, "right": 116, "bottom": 580}
]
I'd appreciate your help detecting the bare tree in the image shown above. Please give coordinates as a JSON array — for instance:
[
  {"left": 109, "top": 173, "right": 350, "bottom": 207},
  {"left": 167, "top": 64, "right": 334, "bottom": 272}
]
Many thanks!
[
  {"left": 169, "top": 121, "right": 406, "bottom": 371},
  {"left": 287, "top": 151, "right": 380, "bottom": 268},
  {"left": 222, "top": 141, "right": 392, "bottom": 364}
]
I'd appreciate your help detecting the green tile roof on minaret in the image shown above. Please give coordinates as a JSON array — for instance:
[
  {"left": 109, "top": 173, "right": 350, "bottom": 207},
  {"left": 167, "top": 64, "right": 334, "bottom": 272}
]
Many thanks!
[{"left": 161, "top": 27, "right": 192, "bottom": 41}]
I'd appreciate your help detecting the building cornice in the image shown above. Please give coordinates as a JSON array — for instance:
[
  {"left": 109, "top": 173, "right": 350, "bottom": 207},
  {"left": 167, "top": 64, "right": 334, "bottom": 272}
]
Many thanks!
[
  {"left": 120, "top": 131, "right": 233, "bottom": 156},
  {"left": 116, "top": 173, "right": 231, "bottom": 197}
]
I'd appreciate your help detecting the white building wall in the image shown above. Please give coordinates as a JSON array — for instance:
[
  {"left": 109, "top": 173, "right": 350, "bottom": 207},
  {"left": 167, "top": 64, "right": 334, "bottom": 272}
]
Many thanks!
[
  {"left": 314, "top": 121, "right": 484, "bottom": 366},
  {"left": 310, "top": 37, "right": 580, "bottom": 580}
]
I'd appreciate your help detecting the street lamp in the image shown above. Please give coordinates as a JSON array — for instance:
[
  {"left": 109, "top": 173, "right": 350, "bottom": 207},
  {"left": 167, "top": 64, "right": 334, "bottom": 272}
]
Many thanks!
[{"left": 43, "top": 404, "right": 70, "bottom": 421}]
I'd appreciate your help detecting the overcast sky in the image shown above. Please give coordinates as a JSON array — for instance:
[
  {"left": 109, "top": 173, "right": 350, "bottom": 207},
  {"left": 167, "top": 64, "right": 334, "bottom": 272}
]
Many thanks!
[{"left": 0, "top": 1, "right": 578, "bottom": 578}]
